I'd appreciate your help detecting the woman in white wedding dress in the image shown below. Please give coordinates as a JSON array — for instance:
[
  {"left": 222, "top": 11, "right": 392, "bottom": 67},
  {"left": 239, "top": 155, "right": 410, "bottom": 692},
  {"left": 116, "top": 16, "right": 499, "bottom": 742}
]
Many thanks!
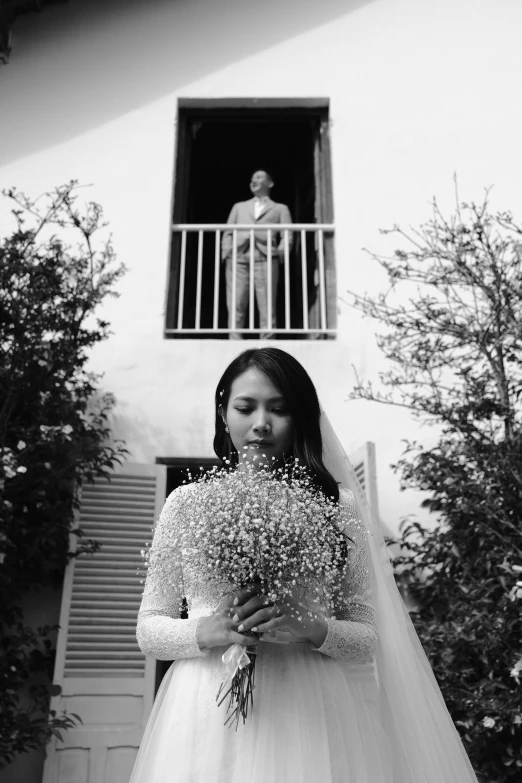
[{"left": 129, "top": 347, "right": 479, "bottom": 783}]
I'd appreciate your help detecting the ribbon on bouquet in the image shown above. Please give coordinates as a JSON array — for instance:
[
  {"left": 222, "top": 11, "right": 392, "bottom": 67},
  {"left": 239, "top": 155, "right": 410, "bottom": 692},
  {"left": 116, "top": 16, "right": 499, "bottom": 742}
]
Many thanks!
[
  {"left": 217, "top": 643, "right": 257, "bottom": 727},
  {"left": 221, "top": 643, "right": 251, "bottom": 681}
]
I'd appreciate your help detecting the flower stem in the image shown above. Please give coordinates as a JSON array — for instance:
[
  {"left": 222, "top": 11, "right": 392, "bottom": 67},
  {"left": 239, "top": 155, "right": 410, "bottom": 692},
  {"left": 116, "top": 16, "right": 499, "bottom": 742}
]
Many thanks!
[{"left": 216, "top": 646, "right": 257, "bottom": 729}]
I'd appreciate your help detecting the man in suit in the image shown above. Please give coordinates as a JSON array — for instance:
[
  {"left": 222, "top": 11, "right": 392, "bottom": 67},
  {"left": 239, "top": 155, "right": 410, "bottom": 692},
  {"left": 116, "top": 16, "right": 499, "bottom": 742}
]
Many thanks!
[{"left": 221, "top": 170, "right": 292, "bottom": 339}]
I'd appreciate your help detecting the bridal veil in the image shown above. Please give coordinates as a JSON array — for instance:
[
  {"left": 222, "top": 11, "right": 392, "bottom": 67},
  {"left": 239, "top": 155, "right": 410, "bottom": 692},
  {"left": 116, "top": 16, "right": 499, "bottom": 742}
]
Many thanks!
[{"left": 320, "top": 412, "right": 478, "bottom": 783}]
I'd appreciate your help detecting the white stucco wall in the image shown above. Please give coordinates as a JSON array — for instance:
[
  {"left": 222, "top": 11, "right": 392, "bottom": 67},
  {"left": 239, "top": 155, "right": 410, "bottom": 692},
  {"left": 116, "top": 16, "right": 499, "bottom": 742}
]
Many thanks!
[{"left": 2, "top": 0, "right": 521, "bottom": 534}]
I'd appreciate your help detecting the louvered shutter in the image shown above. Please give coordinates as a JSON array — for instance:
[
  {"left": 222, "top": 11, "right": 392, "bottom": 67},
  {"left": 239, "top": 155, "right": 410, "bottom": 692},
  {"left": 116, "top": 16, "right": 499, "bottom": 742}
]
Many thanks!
[
  {"left": 65, "top": 472, "right": 157, "bottom": 677},
  {"left": 43, "top": 463, "right": 166, "bottom": 783},
  {"left": 349, "top": 441, "right": 398, "bottom": 542},
  {"left": 349, "top": 441, "right": 379, "bottom": 517}
]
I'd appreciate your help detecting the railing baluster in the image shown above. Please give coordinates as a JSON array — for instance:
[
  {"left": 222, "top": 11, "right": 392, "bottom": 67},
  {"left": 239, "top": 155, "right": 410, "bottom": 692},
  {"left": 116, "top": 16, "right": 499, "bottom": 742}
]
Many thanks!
[
  {"left": 231, "top": 230, "right": 238, "bottom": 331},
  {"left": 267, "top": 230, "right": 273, "bottom": 333},
  {"left": 317, "top": 229, "right": 327, "bottom": 331},
  {"left": 177, "top": 230, "right": 187, "bottom": 330},
  {"left": 284, "top": 230, "right": 290, "bottom": 330},
  {"left": 213, "top": 230, "right": 220, "bottom": 330},
  {"left": 301, "top": 229, "right": 309, "bottom": 331},
  {"left": 249, "top": 229, "right": 255, "bottom": 331},
  {"left": 171, "top": 223, "right": 334, "bottom": 336},
  {"left": 195, "top": 230, "right": 204, "bottom": 330}
]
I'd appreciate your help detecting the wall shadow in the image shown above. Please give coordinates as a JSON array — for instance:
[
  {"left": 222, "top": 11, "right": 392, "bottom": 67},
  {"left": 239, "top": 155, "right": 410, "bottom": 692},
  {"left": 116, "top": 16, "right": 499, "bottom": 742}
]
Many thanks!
[{"left": 0, "top": 0, "right": 375, "bottom": 167}]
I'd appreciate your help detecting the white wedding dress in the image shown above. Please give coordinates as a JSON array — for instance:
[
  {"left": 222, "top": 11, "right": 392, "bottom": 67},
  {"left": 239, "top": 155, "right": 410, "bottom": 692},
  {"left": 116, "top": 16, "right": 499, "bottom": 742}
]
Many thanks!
[{"left": 129, "top": 486, "right": 393, "bottom": 783}]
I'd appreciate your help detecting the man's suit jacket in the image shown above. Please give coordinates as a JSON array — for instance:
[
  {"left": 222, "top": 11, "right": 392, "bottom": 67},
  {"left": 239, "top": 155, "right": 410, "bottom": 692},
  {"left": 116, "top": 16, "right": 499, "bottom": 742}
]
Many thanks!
[{"left": 221, "top": 198, "right": 293, "bottom": 260}]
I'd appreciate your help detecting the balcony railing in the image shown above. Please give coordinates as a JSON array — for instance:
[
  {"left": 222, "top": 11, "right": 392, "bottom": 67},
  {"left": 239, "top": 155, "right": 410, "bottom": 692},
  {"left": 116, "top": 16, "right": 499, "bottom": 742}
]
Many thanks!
[{"left": 166, "top": 224, "right": 336, "bottom": 337}]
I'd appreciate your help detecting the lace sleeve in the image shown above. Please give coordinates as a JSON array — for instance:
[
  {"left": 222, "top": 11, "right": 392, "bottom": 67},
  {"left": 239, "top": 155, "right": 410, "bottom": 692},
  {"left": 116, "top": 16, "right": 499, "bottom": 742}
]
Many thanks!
[
  {"left": 136, "top": 486, "right": 210, "bottom": 661},
  {"left": 312, "top": 488, "right": 378, "bottom": 662}
]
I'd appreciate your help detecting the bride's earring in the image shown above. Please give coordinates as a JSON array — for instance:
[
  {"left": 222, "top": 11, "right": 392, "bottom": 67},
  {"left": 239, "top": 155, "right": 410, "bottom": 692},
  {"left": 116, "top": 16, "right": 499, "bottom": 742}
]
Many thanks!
[{"left": 219, "top": 404, "right": 229, "bottom": 434}]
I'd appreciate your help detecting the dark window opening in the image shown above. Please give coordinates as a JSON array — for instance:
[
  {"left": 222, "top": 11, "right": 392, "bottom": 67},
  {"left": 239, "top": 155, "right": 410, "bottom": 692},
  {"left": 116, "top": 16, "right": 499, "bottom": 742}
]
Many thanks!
[{"left": 166, "top": 101, "right": 335, "bottom": 339}]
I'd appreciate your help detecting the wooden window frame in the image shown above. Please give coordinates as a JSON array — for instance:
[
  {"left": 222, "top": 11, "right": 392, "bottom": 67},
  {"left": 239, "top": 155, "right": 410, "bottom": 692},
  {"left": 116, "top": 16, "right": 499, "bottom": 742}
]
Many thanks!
[{"left": 164, "top": 98, "right": 335, "bottom": 338}]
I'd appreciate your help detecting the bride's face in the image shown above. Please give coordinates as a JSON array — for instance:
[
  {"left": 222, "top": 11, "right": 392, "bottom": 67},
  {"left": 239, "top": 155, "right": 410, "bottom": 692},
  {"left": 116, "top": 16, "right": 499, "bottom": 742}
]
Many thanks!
[{"left": 225, "top": 368, "right": 294, "bottom": 465}]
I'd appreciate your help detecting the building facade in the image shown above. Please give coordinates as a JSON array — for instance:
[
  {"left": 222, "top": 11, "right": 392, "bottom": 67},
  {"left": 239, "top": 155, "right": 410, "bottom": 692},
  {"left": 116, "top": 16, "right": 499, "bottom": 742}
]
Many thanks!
[{"left": 1, "top": 0, "right": 522, "bottom": 781}]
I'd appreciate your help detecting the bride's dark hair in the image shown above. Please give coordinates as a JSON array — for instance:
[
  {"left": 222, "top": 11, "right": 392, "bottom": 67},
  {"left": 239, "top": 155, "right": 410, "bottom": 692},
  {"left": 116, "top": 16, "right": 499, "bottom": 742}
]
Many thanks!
[{"left": 213, "top": 347, "right": 339, "bottom": 502}]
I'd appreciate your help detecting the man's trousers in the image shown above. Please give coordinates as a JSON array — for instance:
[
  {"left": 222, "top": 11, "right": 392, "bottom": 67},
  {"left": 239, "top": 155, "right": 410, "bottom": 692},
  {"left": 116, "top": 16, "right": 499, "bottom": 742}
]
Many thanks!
[{"left": 225, "top": 256, "right": 279, "bottom": 339}]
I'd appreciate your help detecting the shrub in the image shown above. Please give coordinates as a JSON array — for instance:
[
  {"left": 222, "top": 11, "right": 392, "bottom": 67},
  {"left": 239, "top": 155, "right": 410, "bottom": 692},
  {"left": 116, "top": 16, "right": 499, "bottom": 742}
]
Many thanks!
[
  {"left": 348, "top": 186, "right": 522, "bottom": 782},
  {"left": 0, "top": 182, "right": 127, "bottom": 766}
]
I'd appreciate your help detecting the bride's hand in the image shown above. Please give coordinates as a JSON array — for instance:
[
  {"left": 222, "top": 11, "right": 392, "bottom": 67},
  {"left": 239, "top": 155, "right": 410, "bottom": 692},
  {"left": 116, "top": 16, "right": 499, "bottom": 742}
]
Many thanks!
[
  {"left": 234, "top": 594, "right": 328, "bottom": 648},
  {"left": 196, "top": 584, "right": 263, "bottom": 649}
]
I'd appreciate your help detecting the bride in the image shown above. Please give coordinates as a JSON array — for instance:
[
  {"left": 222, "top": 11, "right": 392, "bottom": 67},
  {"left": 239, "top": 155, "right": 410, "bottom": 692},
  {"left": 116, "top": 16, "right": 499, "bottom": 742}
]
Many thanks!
[{"left": 129, "top": 347, "right": 478, "bottom": 783}]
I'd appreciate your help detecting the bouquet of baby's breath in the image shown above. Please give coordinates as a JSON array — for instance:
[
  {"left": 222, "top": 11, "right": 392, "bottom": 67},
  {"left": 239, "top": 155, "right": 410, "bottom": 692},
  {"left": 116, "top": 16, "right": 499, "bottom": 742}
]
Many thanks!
[{"left": 172, "top": 456, "right": 349, "bottom": 728}]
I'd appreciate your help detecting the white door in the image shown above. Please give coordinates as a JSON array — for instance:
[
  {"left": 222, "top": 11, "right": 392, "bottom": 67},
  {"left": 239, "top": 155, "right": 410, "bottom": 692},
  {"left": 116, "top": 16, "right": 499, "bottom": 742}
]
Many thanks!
[{"left": 43, "top": 463, "right": 166, "bottom": 783}]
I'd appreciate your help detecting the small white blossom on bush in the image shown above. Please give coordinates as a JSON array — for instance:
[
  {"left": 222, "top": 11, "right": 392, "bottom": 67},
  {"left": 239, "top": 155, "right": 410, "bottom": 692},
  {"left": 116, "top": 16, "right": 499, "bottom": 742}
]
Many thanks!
[
  {"left": 508, "top": 581, "right": 522, "bottom": 602},
  {"left": 39, "top": 423, "right": 74, "bottom": 442},
  {"left": 510, "top": 656, "right": 522, "bottom": 684},
  {"left": 482, "top": 717, "right": 496, "bottom": 729},
  {"left": 514, "top": 715, "right": 522, "bottom": 726},
  {"left": 17, "top": 440, "right": 26, "bottom": 450},
  {"left": 16, "top": 466, "right": 27, "bottom": 474},
  {"left": 2, "top": 447, "right": 16, "bottom": 476}
]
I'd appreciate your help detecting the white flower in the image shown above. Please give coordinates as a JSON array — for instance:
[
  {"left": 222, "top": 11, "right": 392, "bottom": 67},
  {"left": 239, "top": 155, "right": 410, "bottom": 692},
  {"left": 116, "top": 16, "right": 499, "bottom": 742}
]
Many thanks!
[
  {"left": 508, "top": 581, "right": 522, "bottom": 602},
  {"left": 482, "top": 717, "right": 495, "bottom": 729},
  {"left": 17, "top": 441, "right": 26, "bottom": 450},
  {"left": 16, "top": 466, "right": 27, "bottom": 474},
  {"left": 62, "top": 424, "right": 73, "bottom": 435},
  {"left": 514, "top": 715, "right": 522, "bottom": 726},
  {"left": 510, "top": 656, "right": 522, "bottom": 684}
]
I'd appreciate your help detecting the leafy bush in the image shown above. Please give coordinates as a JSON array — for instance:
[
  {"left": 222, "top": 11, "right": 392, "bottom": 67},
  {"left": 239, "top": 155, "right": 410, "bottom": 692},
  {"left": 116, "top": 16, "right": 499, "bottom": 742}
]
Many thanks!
[
  {"left": 348, "top": 186, "right": 522, "bottom": 782},
  {"left": 0, "top": 182, "right": 127, "bottom": 766}
]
